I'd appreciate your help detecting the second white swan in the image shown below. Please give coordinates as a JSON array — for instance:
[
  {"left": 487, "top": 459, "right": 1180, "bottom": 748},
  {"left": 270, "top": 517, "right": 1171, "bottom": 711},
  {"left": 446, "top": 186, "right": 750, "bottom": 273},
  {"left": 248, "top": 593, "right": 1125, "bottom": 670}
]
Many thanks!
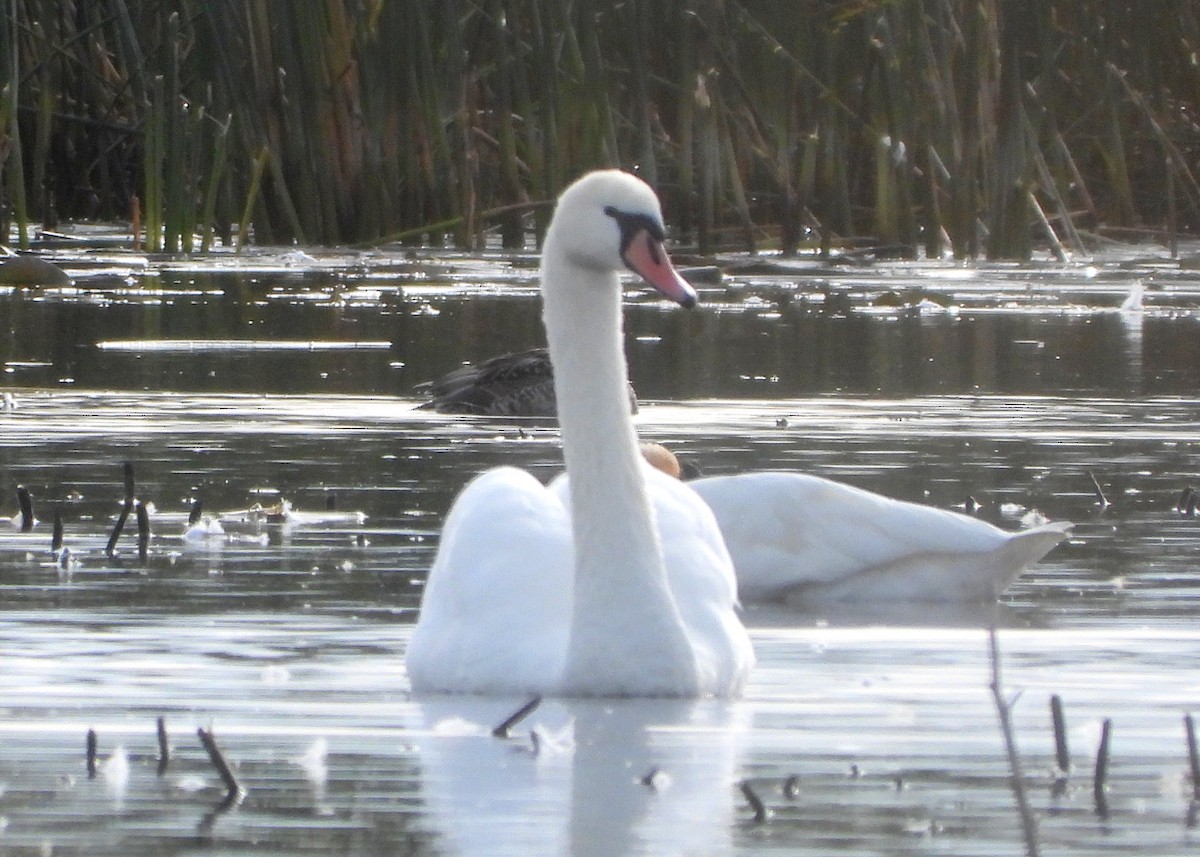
[{"left": 689, "top": 471, "right": 1072, "bottom": 605}]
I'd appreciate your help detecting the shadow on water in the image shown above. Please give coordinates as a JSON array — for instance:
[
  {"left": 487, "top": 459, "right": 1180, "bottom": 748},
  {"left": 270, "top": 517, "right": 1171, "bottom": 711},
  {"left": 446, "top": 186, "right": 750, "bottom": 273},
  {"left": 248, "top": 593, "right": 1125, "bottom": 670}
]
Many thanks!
[{"left": 2, "top": 246, "right": 1200, "bottom": 853}]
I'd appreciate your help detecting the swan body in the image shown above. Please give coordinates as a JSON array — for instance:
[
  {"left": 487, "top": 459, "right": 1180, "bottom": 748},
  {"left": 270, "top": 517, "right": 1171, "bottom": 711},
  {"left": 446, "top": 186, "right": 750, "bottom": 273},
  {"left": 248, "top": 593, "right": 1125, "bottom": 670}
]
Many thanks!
[
  {"left": 406, "top": 170, "right": 754, "bottom": 698},
  {"left": 689, "top": 471, "right": 1072, "bottom": 605}
]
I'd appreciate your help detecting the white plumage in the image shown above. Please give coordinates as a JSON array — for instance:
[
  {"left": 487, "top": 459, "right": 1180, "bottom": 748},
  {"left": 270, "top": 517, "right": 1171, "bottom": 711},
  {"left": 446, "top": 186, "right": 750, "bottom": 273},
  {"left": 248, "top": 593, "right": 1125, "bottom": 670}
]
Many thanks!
[
  {"left": 690, "top": 471, "right": 1071, "bottom": 606},
  {"left": 406, "top": 171, "right": 754, "bottom": 698}
]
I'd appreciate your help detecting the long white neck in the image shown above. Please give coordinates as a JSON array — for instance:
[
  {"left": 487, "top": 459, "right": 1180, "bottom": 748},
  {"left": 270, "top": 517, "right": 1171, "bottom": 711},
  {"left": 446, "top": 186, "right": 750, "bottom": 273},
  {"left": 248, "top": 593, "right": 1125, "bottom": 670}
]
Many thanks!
[{"left": 541, "top": 241, "right": 698, "bottom": 697}]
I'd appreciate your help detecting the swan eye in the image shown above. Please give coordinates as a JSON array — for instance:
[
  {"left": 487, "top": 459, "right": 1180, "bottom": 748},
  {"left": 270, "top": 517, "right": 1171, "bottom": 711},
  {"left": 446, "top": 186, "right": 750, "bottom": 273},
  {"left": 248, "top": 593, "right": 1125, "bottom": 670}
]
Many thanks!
[{"left": 603, "top": 206, "right": 666, "bottom": 256}]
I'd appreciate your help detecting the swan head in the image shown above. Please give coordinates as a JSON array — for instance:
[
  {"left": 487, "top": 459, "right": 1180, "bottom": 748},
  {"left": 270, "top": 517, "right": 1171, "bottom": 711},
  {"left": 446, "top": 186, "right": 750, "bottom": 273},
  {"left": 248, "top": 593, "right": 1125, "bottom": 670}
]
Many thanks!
[{"left": 546, "top": 170, "right": 696, "bottom": 308}]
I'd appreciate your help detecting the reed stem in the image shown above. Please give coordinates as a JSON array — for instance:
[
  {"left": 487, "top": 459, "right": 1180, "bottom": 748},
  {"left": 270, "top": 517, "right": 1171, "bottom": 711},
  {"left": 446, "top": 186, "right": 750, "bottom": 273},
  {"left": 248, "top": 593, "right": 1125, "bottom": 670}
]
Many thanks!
[
  {"left": 988, "top": 628, "right": 1040, "bottom": 857},
  {"left": 0, "top": 2, "right": 1197, "bottom": 255}
]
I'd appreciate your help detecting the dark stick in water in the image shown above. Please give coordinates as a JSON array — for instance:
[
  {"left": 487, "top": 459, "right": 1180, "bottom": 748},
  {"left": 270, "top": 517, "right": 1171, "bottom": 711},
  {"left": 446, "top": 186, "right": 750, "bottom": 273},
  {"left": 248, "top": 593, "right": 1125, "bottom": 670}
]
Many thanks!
[
  {"left": 492, "top": 695, "right": 541, "bottom": 738},
  {"left": 1185, "top": 714, "right": 1200, "bottom": 802},
  {"left": 51, "top": 509, "right": 63, "bottom": 555},
  {"left": 1050, "top": 694, "right": 1071, "bottom": 774},
  {"left": 106, "top": 499, "right": 132, "bottom": 556},
  {"left": 157, "top": 716, "right": 170, "bottom": 777},
  {"left": 197, "top": 727, "right": 242, "bottom": 798},
  {"left": 16, "top": 485, "right": 33, "bottom": 532},
  {"left": 106, "top": 462, "right": 138, "bottom": 557},
  {"left": 136, "top": 500, "right": 151, "bottom": 561},
  {"left": 739, "top": 780, "right": 768, "bottom": 823},
  {"left": 122, "top": 461, "right": 135, "bottom": 504},
  {"left": 86, "top": 729, "right": 98, "bottom": 779},
  {"left": 1093, "top": 718, "right": 1113, "bottom": 818}
]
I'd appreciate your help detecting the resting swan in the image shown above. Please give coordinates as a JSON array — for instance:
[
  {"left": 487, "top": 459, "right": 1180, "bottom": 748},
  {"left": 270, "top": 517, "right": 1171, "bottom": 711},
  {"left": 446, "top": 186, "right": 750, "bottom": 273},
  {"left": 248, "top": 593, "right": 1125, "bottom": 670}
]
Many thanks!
[
  {"left": 406, "top": 171, "right": 754, "bottom": 698},
  {"left": 687, "top": 472, "right": 1072, "bottom": 605}
]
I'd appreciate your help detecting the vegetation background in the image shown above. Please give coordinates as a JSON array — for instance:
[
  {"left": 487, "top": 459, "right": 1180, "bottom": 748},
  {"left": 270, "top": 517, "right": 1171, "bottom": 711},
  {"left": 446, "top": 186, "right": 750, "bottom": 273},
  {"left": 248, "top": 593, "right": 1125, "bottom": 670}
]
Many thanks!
[{"left": 1, "top": 0, "right": 1198, "bottom": 258}]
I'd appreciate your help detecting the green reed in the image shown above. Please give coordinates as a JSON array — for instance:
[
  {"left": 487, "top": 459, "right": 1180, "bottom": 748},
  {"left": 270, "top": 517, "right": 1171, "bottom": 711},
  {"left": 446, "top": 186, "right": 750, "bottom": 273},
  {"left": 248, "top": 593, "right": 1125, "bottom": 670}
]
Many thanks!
[{"left": 0, "top": 0, "right": 1197, "bottom": 258}]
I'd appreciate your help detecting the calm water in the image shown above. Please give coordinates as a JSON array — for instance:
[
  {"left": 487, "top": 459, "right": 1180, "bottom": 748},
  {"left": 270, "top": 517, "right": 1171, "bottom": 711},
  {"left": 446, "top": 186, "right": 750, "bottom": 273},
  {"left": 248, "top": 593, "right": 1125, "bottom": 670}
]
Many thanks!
[{"left": 1, "top": 245, "right": 1199, "bottom": 854}]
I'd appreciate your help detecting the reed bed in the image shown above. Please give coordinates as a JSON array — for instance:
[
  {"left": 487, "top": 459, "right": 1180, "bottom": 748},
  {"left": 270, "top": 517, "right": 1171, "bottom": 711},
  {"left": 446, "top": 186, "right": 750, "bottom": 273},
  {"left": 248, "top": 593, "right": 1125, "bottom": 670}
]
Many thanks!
[{"left": 0, "top": 0, "right": 1197, "bottom": 257}]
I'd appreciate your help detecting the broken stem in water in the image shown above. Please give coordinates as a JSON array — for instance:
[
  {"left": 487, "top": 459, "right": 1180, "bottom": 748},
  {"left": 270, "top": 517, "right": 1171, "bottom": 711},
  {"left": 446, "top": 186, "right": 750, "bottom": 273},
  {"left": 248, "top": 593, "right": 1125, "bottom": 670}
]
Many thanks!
[
  {"left": 492, "top": 695, "right": 542, "bottom": 739},
  {"left": 988, "top": 627, "right": 1040, "bottom": 857},
  {"left": 198, "top": 726, "right": 242, "bottom": 798}
]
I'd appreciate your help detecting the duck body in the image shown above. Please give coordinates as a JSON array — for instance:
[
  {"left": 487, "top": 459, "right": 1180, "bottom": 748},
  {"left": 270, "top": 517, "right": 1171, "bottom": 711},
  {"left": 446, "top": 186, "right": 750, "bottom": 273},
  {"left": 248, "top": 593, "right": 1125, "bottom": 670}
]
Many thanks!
[
  {"left": 406, "top": 170, "right": 753, "bottom": 698},
  {"left": 417, "top": 348, "right": 559, "bottom": 417},
  {"left": 416, "top": 346, "right": 638, "bottom": 418},
  {"left": 689, "top": 471, "right": 1072, "bottom": 605}
]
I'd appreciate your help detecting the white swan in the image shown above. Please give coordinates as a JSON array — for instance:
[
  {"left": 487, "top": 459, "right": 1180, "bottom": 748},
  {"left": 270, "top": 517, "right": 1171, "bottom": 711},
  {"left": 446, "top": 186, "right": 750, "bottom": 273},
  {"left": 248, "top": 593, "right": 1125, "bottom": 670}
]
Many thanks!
[
  {"left": 688, "top": 471, "right": 1072, "bottom": 605},
  {"left": 406, "top": 170, "right": 754, "bottom": 698}
]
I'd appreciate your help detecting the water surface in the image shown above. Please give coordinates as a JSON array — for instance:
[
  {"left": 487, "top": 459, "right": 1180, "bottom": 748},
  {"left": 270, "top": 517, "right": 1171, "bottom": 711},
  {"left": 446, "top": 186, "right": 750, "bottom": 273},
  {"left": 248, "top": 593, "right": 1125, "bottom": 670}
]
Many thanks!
[{"left": 1, "top": 245, "right": 1199, "bottom": 854}]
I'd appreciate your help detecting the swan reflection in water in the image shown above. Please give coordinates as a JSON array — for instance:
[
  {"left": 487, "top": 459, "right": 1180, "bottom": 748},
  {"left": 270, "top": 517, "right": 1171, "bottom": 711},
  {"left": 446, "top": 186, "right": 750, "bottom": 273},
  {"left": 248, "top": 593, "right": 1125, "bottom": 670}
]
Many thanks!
[{"left": 408, "top": 697, "right": 748, "bottom": 857}]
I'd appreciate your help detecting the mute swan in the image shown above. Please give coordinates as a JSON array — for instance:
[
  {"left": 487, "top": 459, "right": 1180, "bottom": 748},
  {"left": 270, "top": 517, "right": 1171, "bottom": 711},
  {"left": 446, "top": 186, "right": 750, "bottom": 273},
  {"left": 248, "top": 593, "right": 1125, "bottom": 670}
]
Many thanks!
[
  {"left": 688, "top": 471, "right": 1072, "bottom": 605},
  {"left": 406, "top": 170, "right": 754, "bottom": 698}
]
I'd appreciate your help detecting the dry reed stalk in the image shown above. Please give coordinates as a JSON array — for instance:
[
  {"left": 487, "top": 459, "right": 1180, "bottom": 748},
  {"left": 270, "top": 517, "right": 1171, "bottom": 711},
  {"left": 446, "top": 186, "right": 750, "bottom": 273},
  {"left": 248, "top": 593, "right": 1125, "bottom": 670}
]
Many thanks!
[
  {"left": 1185, "top": 714, "right": 1200, "bottom": 802},
  {"left": 2, "top": 1, "right": 1200, "bottom": 254},
  {"left": 5, "top": 0, "right": 29, "bottom": 248},
  {"left": 1093, "top": 718, "right": 1112, "bottom": 817},
  {"left": 1050, "top": 694, "right": 1070, "bottom": 774},
  {"left": 988, "top": 627, "right": 1041, "bottom": 857},
  {"left": 199, "top": 114, "right": 231, "bottom": 251},
  {"left": 236, "top": 146, "right": 270, "bottom": 252},
  {"left": 197, "top": 726, "right": 242, "bottom": 798}
]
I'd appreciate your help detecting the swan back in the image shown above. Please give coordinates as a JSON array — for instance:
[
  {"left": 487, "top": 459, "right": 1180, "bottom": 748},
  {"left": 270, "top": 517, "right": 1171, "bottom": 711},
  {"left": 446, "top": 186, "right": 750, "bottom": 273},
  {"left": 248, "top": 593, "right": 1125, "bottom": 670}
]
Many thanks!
[{"left": 691, "top": 471, "right": 1072, "bottom": 604}]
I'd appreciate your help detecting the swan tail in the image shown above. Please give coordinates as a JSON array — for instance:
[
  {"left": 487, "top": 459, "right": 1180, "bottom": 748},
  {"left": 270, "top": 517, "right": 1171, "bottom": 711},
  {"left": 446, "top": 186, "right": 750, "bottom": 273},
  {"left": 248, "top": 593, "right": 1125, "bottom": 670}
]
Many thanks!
[
  {"left": 782, "top": 520, "right": 1073, "bottom": 606},
  {"left": 995, "top": 520, "right": 1073, "bottom": 575}
]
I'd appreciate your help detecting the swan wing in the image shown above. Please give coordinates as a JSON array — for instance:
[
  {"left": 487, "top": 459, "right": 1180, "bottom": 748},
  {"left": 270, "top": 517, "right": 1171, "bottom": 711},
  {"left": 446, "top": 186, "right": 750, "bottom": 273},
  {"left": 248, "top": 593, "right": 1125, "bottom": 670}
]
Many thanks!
[
  {"left": 407, "top": 467, "right": 573, "bottom": 694},
  {"left": 691, "top": 472, "right": 1071, "bottom": 603}
]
